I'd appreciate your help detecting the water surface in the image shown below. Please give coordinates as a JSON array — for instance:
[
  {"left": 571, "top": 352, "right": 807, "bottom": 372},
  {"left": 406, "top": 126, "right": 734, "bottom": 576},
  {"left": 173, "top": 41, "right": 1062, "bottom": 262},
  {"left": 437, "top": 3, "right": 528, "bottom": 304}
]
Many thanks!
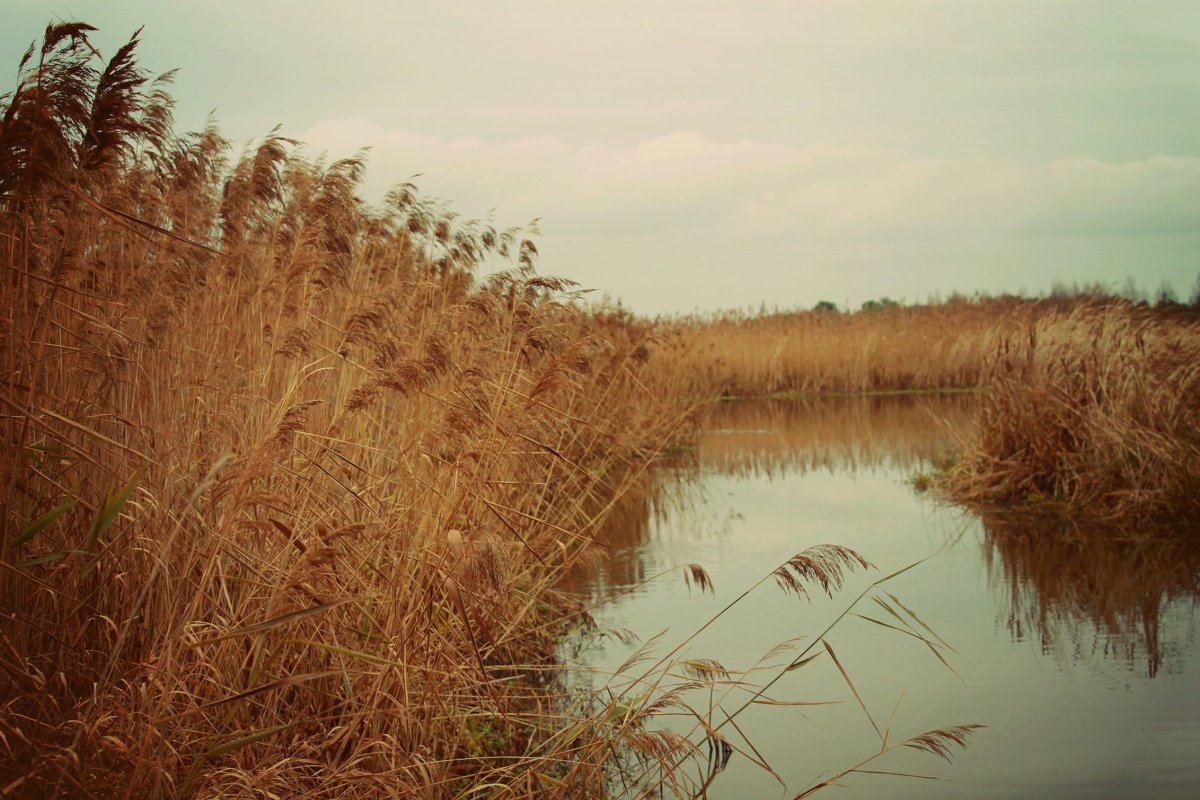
[{"left": 569, "top": 396, "right": 1200, "bottom": 798}]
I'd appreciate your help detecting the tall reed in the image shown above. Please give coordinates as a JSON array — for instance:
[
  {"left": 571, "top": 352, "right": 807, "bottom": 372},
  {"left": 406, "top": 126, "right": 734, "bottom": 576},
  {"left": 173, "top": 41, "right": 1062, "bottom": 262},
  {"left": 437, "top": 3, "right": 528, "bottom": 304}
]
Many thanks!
[
  {"left": 0, "top": 23, "right": 698, "bottom": 798},
  {"left": 937, "top": 302, "right": 1200, "bottom": 522},
  {"left": 646, "top": 300, "right": 1024, "bottom": 398}
]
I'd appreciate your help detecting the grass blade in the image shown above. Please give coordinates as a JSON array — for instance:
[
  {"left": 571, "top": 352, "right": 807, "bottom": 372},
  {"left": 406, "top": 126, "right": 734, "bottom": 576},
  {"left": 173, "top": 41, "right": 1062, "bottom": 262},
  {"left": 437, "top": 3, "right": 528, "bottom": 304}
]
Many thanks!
[
  {"left": 82, "top": 472, "right": 139, "bottom": 555},
  {"left": 885, "top": 591, "right": 959, "bottom": 654},
  {"left": 823, "top": 638, "right": 882, "bottom": 745},
  {"left": 13, "top": 493, "right": 78, "bottom": 549},
  {"left": 194, "top": 599, "right": 350, "bottom": 646}
]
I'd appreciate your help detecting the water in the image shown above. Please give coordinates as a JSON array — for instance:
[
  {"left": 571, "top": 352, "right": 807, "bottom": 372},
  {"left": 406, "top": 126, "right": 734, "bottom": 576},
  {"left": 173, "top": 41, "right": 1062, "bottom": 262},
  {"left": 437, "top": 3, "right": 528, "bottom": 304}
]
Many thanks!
[{"left": 566, "top": 396, "right": 1200, "bottom": 798}]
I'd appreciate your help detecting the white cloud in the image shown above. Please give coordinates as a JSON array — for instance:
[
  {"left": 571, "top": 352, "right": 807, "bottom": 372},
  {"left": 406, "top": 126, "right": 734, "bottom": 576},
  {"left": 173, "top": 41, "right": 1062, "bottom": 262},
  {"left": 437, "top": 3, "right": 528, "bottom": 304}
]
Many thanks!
[
  {"left": 297, "top": 119, "right": 1200, "bottom": 311},
  {"left": 302, "top": 118, "right": 1200, "bottom": 239}
]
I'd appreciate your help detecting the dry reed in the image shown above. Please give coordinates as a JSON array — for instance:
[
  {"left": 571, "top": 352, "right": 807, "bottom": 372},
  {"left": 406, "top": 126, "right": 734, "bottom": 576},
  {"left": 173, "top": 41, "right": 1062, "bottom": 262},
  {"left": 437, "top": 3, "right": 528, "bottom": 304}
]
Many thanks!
[
  {"left": 937, "top": 301, "right": 1200, "bottom": 522},
  {"left": 646, "top": 300, "right": 1025, "bottom": 398},
  {"left": 0, "top": 23, "right": 700, "bottom": 798}
]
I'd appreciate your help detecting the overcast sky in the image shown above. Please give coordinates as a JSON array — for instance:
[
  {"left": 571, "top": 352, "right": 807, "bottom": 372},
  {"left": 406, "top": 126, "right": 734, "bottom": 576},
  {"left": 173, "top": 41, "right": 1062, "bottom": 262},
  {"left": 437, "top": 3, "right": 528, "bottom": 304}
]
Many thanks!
[{"left": 6, "top": 1, "right": 1199, "bottom": 314}]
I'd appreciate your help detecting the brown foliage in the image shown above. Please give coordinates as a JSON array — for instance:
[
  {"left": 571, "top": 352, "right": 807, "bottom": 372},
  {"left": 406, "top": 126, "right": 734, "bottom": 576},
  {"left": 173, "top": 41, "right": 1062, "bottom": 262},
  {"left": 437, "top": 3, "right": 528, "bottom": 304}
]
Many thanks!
[
  {"left": 0, "top": 23, "right": 699, "bottom": 798},
  {"left": 939, "top": 301, "right": 1200, "bottom": 522}
]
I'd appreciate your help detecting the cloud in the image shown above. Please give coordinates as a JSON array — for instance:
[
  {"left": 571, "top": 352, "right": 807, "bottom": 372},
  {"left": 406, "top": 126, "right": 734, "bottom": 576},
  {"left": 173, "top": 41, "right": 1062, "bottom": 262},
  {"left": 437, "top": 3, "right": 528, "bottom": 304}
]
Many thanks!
[
  {"left": 301, "top": 118, "right": 1200, "bottom": 239},
  {"left": 297, "top": 118, "right": 1200, "bottom": 311}
]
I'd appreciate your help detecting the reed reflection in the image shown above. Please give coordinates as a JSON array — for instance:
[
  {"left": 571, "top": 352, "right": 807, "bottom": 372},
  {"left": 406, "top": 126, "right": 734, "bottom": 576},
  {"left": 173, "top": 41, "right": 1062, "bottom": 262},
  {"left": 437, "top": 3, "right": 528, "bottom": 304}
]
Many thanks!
[
  {"left": 576, "top": 459, "right": 726, "bottom": 598},
  {"left": 697, "top": 394, "right": 976, "bottom": 478},
  {"left": 982, "top": 512, "right": 1200, "bottom": 677},
  {"left": 582, "top": 394, "right": 1199, "bottom": 675},
  {"left": 582, "top": 395, "right": 975, "bottom": 596}
]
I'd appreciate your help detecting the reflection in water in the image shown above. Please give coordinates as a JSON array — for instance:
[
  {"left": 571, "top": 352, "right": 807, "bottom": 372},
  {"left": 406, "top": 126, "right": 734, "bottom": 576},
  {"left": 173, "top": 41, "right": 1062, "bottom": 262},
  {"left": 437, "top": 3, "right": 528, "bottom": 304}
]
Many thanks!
[
  {"left": 698, "top": 393, "right": 976, "bottom": 477},
  {"left": 982, "top": 512, "right": 1200, "bottom": 677},
  {"left": 578, "top": 462, "right": 707, "bottom": 598},
  {"left": 571, "top": 395, "right": 1200, "bottom": 798},
  {"left": 589, "top": 394, "right": 1198, "bottom": 674},
  {"left": 584, "top": 395, "right": 976, "bottom": 594}
]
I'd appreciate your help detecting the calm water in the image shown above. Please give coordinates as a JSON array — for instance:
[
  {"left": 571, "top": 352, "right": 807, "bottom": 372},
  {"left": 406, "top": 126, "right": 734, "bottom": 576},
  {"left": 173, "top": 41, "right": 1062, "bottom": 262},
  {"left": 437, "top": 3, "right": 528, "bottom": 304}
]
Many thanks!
[{"left": 567, "top": 396, "right": 1200, "bottom": 799}]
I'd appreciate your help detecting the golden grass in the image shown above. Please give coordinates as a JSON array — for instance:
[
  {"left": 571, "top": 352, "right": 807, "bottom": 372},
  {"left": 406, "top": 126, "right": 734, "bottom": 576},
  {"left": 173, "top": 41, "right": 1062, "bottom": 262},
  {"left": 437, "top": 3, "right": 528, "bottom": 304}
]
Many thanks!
[
  {"left": 1, "top": 24, "right": 709, "bottom": 798},
  {"left": 647, "top": 300, "right": 1027, "bottom": 397},
  {"left": 937, "top": 302, "right": 1200, "bottom": 522}
]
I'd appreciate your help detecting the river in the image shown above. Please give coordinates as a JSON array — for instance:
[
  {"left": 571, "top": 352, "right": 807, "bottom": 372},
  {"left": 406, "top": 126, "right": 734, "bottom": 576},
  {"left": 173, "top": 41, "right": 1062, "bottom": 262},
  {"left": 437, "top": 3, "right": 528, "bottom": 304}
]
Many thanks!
[{"left": 566, "top": 395, "right": 1200, "bottom": 798}]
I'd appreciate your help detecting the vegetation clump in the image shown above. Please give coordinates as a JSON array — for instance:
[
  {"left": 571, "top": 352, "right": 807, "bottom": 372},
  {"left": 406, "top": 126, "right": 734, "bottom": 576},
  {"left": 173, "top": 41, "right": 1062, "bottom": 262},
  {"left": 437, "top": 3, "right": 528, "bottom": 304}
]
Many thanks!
[
  {"left": 936, "top": 302, "right": 1200, "bottom": 523},
  {"left": 0, "top": 22, "right": 707, "bottom": 798},
  {"left": 649, "top": 300, "right": 1008, "bottom": 397}
]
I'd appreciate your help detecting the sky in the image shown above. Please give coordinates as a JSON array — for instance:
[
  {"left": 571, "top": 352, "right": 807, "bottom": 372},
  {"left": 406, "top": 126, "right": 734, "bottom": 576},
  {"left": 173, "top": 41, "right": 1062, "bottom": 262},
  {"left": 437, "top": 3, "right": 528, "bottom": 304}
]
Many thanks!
[{"left": 5, "top": 1, "right": 1199, "bottom": 314}]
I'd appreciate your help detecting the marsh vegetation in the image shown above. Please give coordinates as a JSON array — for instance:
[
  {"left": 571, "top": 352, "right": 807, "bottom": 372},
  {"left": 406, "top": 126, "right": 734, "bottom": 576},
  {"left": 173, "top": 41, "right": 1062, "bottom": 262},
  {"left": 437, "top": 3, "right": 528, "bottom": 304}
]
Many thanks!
[{"left": 2, "top": 21, "right": 1196, "bottom": 799}]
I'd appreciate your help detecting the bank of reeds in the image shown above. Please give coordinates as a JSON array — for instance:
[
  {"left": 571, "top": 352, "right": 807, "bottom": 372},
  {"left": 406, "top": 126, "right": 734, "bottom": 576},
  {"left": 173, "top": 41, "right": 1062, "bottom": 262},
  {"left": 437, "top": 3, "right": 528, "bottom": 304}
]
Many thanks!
[
  {"left": 649, "top": 300, "right": 1028, "bottom": 397},
  {"left": 937, "top": 302, "right": 1200, "bottom": 523},
  {"left": 0, "top": 24, "right": 712, "bottom": 798}
]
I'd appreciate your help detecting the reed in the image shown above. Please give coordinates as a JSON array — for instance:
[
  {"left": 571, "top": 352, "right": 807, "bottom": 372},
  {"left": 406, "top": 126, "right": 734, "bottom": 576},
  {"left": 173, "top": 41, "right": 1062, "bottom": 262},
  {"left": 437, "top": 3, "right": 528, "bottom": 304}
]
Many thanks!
[
  {"left": 936, "top": 301, "right": 1200, "bottom": 523},
  {"left": 0, "top": 23, "right": 698, "bottom": 798},
  {"left": 646, "top": 299, "right": 1026, "bottom": 398}
]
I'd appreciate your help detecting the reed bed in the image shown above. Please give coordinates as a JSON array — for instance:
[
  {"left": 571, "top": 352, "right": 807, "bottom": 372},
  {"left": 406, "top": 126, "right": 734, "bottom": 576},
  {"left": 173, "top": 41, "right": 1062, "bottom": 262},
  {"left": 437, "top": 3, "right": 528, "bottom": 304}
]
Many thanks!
[
  {"left": 0, "top": 24, "right": 710, "bottom": 798},
  {"left": 649, "top": 300, "right": 1029, "bottom": 397},
  {"left": 937, "top": 302, "right": 1200, "bottom": 523}
]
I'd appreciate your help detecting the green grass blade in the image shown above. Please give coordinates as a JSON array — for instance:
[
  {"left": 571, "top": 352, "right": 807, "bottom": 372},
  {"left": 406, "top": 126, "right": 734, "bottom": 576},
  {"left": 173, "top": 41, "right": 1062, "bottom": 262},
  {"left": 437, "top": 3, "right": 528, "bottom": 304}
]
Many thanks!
[
  {"left": 288, "top": 639, "right": 401, "bottom": 667},
  {"left": 13, "top": 494, "right": 77, "bottom": 549},
  {"left": 14, "top": 550, "right": 74, "bottom": 568},
  {"left": 167, "top": 671, "right": 342, "bottom": 721},
  {"left": 202, "top": 722, "right": 294, "bottom": 759},
  {"left": 193, "top": 599, "right": 349, "bottom": 646},
  {"left": 83, "top": 472, "right": 140, "bottom": 554},
  {"left": 180, "top": 723, "right": 295, "bottom": 796}
]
